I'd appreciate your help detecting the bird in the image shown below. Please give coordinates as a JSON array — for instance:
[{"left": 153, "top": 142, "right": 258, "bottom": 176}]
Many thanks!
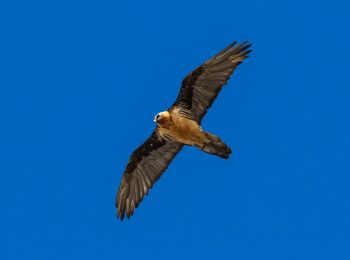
[{"left": 116, "top": 41, "right": 252, "bottom": 220}]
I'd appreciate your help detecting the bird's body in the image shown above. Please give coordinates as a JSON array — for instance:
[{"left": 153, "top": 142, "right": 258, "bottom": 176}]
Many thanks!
[
  {"left": 157, "top": 107, "right": 206, "bottom": 147},
  {"left": 156, "top": 107, "right": 231, "bottom": 158},
  {"left": 116, "top": 41, "right": 252, "bottom": 220}
]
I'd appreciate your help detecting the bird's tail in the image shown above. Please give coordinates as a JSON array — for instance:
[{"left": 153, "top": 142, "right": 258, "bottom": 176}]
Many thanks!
[{"left": 201, "top": 132, "right": 232, "bottom": 159}]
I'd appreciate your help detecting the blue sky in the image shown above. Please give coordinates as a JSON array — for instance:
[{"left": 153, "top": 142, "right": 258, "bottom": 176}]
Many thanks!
[{"left": 1, "top": 0, "right": 349, "bottom": 259}]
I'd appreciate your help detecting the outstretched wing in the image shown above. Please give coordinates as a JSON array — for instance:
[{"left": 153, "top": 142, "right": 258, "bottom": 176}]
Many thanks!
[
  {"left": 171, "top": 41, "right": 252, "bottom": 122},
  {"left": 116, "top": 129, "right": 183, "bottom": 220}
]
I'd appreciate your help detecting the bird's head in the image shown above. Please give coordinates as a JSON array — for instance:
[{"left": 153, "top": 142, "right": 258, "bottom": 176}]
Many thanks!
[{"left": 154, "top": 111, "right": 171, "bottom": 127}]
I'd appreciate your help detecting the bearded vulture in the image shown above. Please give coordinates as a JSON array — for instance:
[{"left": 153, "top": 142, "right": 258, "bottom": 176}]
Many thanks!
[{"left": 116, "top": 41, "right": 252, "bottom": 220}]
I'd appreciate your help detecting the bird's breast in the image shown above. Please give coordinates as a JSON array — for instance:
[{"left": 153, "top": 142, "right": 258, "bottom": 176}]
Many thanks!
[{"left": 159, "top": 114, "right": 205, "bottom": 146}]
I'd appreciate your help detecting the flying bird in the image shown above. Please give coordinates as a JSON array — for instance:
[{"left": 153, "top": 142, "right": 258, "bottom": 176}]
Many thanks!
[{"left": 116, "top": 41, "right": 252, "bottom": 220}]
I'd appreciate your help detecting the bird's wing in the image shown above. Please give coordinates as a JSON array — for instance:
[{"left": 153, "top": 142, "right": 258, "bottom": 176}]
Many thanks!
[
  {"left": 116, "top": 129, "right": 183, "bottom": 220},
  {"left": 170, "top": 41, "right": 252, "bottom": 122}
]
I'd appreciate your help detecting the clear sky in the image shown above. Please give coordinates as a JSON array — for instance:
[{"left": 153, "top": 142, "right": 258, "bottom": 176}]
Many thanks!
[{"left": 1, "top": 0, "right": 349, "bottom": 259}]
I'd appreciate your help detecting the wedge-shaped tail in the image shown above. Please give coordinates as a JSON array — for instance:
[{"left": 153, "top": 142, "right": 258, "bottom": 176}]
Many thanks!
[{"left": 201, "top": 133, "right": 232, "bottom": 159}]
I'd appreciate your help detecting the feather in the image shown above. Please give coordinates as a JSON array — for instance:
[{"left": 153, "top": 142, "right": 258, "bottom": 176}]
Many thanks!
[
  {"left": 170, "top": 41, "right": 252, "bottom": 122},
  {"left": 116, "top": 130, "right": 183, "bottom": 220}
]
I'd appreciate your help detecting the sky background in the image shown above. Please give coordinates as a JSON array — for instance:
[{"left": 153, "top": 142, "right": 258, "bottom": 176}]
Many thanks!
[{"left": 1, "top": 0, "right": 350, "bottom": 259}]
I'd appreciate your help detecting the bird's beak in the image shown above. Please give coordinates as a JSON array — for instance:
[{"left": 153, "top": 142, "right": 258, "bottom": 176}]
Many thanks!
[{"left": 153, "top": 116, "right": 157, "bottom": 123}]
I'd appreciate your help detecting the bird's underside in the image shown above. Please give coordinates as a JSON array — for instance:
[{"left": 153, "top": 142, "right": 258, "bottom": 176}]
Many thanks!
[
  {"left": 156, "top": 107, "right": 232, "bottom": 158},
  {"left": 157, "top": 107, "right": 206, "bottom": 147},
  {"left": 116, "top": 41, "right": 252, "bottom": 220}
]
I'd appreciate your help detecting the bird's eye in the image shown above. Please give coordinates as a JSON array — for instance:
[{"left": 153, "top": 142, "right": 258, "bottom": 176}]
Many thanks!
[{"left": 156, "top": 114, "right": 160, "bottom": 119}]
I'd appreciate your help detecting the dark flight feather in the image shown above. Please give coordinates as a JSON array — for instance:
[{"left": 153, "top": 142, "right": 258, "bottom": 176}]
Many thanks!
[
  {"left": 116, "top": 130, "right": 183, "bottom": 220},
  {"left": 171, "top": 41, "right": 252, "bottom": 122}
]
